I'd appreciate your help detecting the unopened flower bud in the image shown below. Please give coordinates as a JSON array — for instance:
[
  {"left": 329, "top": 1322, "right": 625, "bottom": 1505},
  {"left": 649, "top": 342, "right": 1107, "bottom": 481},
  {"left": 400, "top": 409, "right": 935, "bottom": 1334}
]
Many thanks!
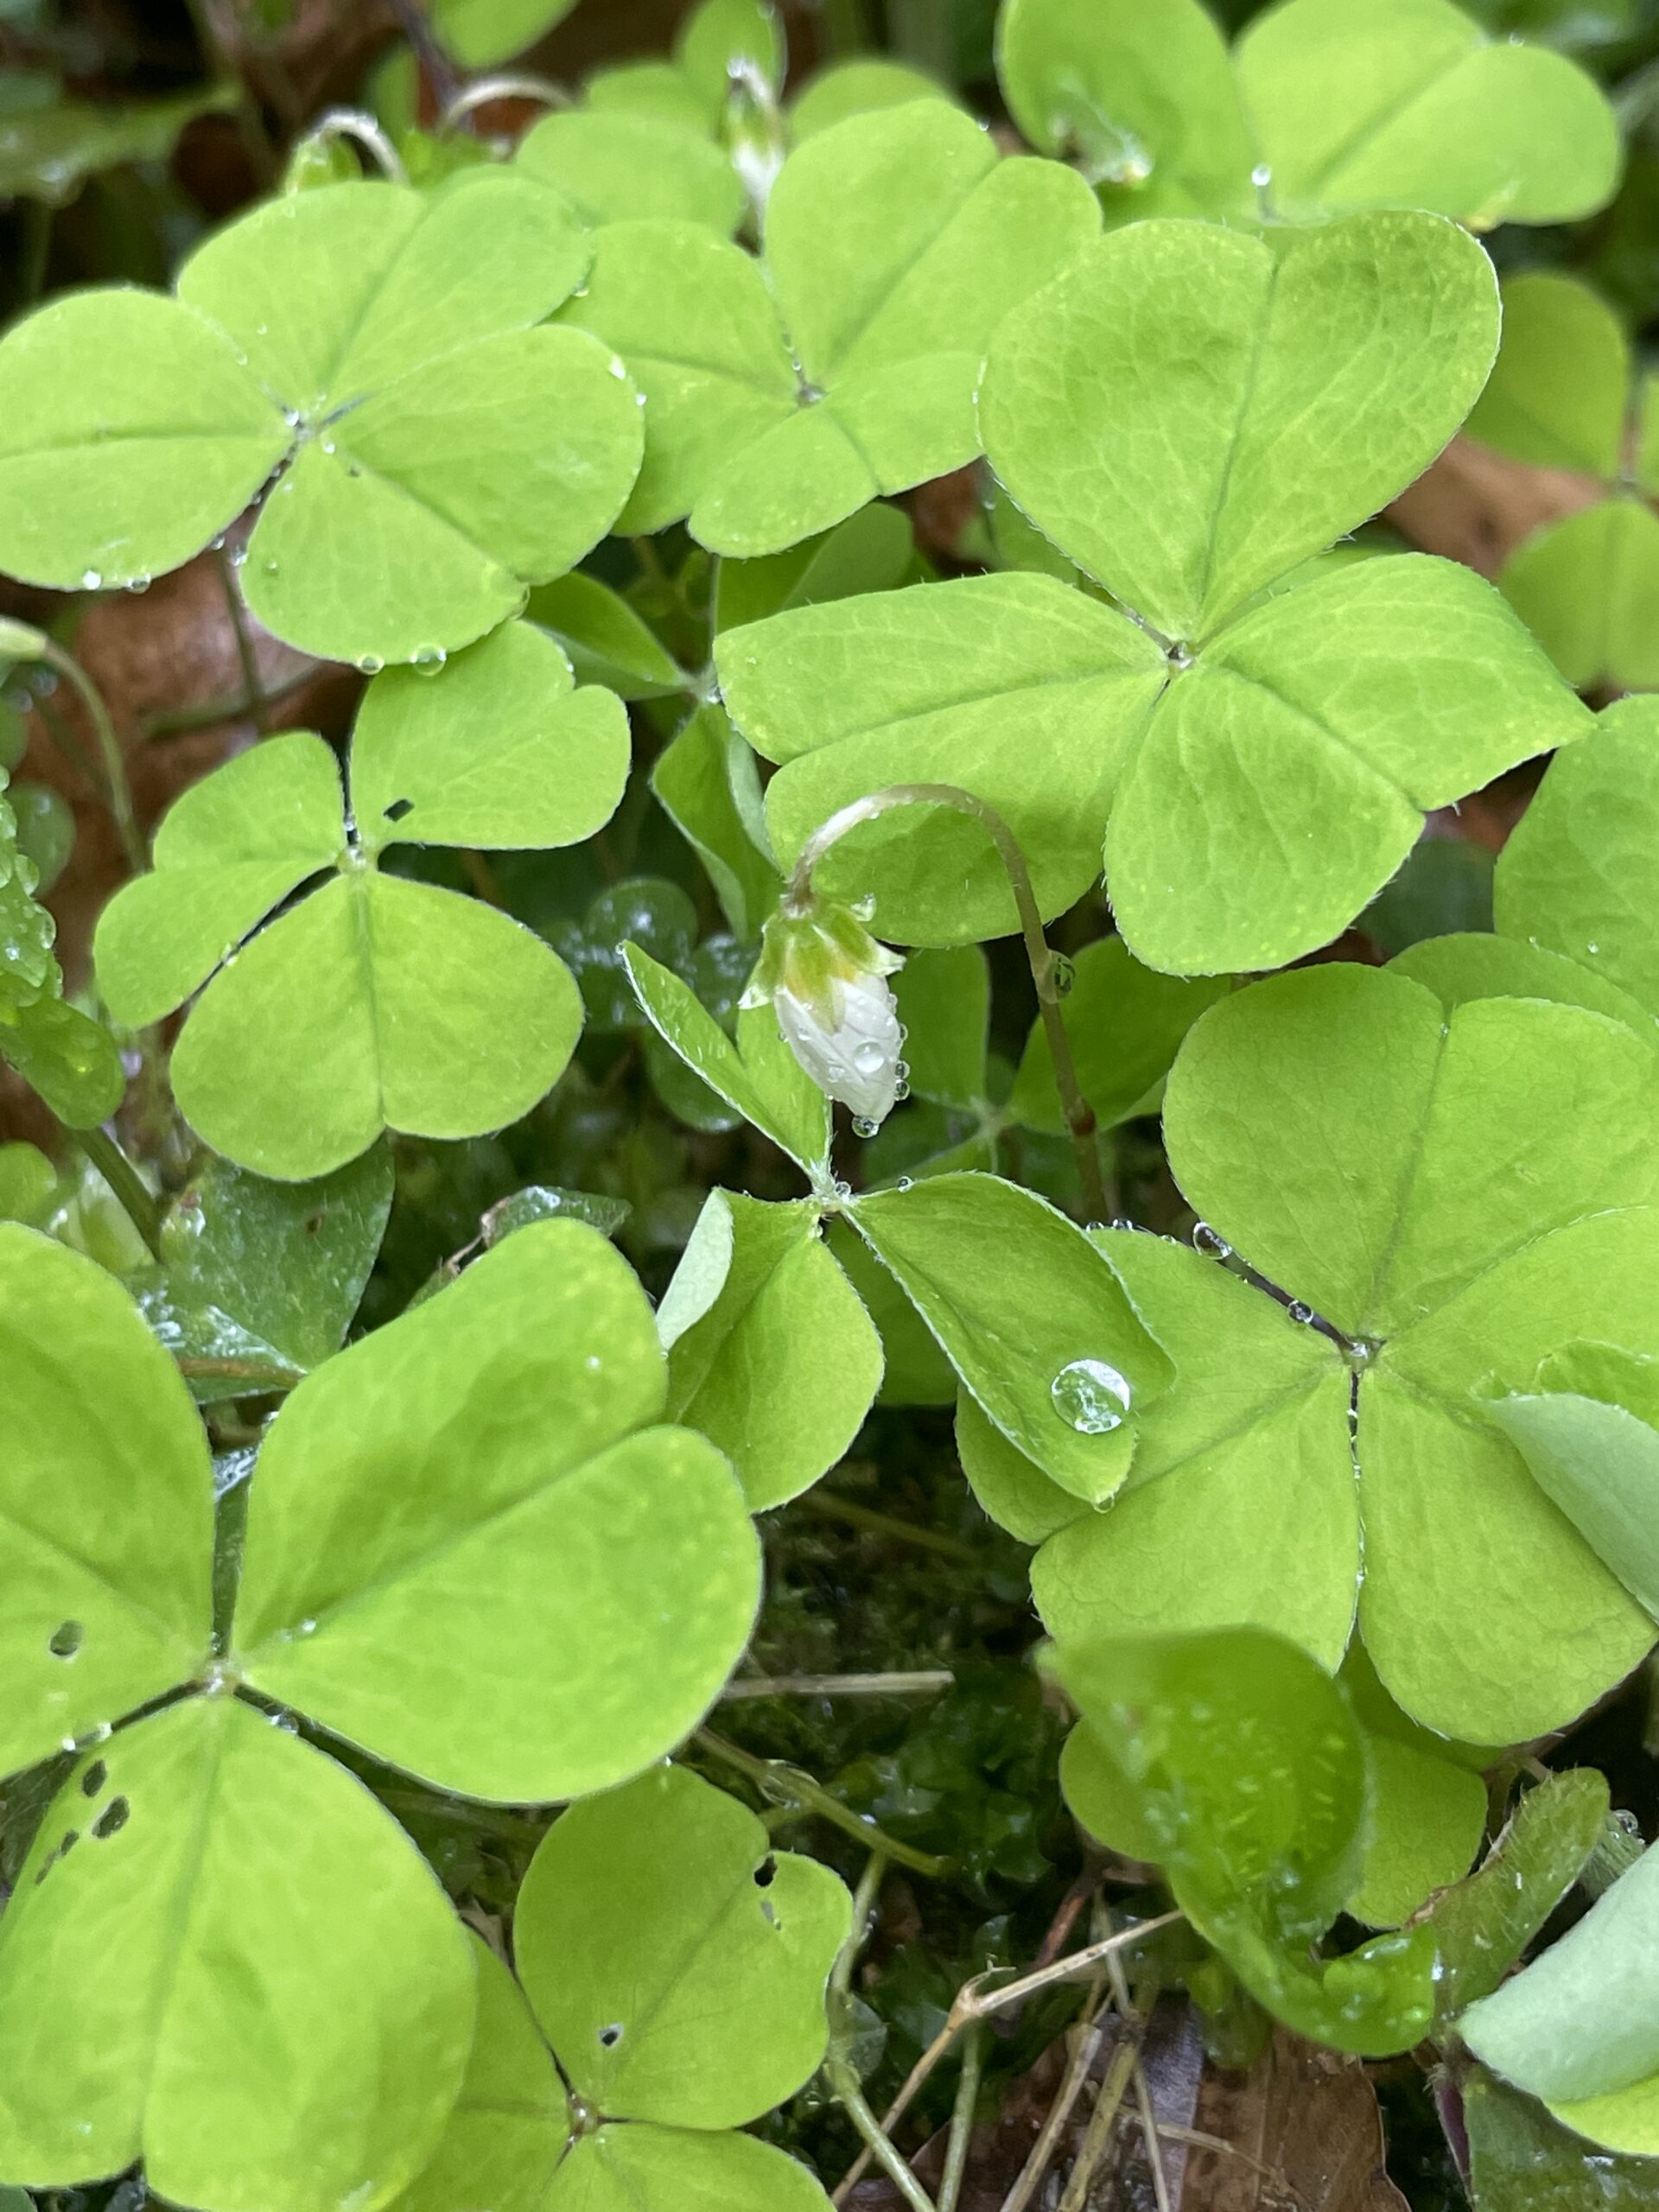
[{"left": 743, "top": 896, "right": 905, "bottom": 1127}]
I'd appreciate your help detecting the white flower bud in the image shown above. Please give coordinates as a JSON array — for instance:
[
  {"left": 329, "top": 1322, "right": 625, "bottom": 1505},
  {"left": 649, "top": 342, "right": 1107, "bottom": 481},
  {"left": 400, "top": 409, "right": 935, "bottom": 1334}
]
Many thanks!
[
  {"left": 774, "top": 967, "right": 904, "bottom": 1127},
  {"left": 743, "top": 890, "right": 906, "bottom": 1128}
]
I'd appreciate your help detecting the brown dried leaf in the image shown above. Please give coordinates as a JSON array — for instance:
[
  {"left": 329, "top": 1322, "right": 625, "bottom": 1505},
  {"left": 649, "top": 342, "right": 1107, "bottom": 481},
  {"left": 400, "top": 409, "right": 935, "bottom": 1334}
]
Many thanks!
[
  {"left": 1386, "top": 435, "right": 1600, "bottom": 582},
  {"left": 1183, "top": 2029, "right": 1410, "bottom": 2212}
]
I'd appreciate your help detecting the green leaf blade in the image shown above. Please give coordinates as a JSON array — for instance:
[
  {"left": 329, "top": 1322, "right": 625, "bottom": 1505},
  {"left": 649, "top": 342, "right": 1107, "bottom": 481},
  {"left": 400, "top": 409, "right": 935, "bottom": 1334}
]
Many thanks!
[
  {"left": 0, "top": 1227, "right": 214, "bottom": 1779},
  {"left": 0, "top": 1695, "right": 475, "bottom": 2212},
  {"left": 234, "top": 1222, "right": 760, "bottom": 1802}
]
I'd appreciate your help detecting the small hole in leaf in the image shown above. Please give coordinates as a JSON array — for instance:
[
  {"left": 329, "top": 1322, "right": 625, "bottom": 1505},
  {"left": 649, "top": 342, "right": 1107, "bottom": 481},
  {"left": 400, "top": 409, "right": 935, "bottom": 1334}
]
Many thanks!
[
  {"left": 598, "top": 2024, "right": 624, "bottom": 2050},
  {"left": 302, "top": 1211, "right": 324, "bottom": 1235},
  {"left": 48, "top": 1620, "right": 83, "bottom": 1658},
  {"left": 81, "top": 1761, "right": 107, "bottom": 1798},
  {"left": 57, "top": 1829, "right": 79, "bottom": 1857},
  {"left": 92, "top": 1796, "right": 130, "bottom": 1840},
  {"left": 753, "top": 1855, "right": 777, "bottom": 1889},
  {"left": 384, "top": 798, "right": 414, "bottom": 823}
]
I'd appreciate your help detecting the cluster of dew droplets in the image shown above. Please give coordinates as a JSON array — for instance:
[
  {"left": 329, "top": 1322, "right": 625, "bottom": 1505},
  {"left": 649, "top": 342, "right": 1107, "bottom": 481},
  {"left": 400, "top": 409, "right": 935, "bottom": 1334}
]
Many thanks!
[
  {"left": 1050, "top": 1357, "right": 1134, "bottom": 1435},
  {"left": 850, "top": 1021, "right": 909, "bottom": 1139}
]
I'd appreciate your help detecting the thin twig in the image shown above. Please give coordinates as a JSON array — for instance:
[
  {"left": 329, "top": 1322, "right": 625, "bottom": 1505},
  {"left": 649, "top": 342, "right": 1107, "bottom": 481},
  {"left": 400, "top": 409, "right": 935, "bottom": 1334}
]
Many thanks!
[
  {"left": 723, "top": 1670, "right": 955, "bottom": 1701},
  {"left": 73, "top": 1127, "right": 162, "bottom": 1261},
  {"left": 1056, "top": 2037, "right": 1138, "bottom": 2212},
  {"left": 789, "top": 784, "right": 1108, "bottom": 1219},
  {"left": 1134, "top": 2055, "right": 1175, "bottom": 2212},
  {"left": 833, "top": 1912, "right": 1184, "bottom": 2202},
  {"left": 938, "top": 2023, "right": 983, "bottom": 2212},
  {"left": 694, "top": 1729, "right": 953, "bottom": 1879},
  {"left": 1000, "top": 1987, "right": 1116, "bottom": 2212},
  {"left": 976, "top": 1912, "right": 1183, "bottom": 2020}
]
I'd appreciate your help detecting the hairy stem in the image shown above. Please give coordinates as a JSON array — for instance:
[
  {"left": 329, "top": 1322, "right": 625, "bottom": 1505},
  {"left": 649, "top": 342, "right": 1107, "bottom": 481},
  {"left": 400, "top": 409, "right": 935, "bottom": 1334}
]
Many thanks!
[
  {"left": 694, "top": 1729, "right": 952, "bottom": 1879},
  {"left": 788, "top": 784, "right": 1107, "bottom": 1220}
]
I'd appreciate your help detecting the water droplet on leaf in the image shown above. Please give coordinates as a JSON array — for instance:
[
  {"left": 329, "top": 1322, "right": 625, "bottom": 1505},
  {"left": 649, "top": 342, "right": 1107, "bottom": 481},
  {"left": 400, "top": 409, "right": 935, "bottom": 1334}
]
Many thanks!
[{"left": 1051, "top": 1357, "right": 1133, "bottom": 1434}]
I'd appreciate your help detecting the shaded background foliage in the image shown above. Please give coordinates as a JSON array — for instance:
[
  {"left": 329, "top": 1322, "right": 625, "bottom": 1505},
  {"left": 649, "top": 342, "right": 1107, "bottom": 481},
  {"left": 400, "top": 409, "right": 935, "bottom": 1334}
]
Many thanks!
[{"left": 9, "top": 0, "right": 1659, "bottom": 2207}]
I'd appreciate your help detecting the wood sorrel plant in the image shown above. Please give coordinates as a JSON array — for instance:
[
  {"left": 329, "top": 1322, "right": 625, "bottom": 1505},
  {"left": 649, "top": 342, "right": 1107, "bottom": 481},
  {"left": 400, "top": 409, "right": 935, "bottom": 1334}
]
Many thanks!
[{"left": 1, "top": 0, "right": 1658, "bottom": 2207}]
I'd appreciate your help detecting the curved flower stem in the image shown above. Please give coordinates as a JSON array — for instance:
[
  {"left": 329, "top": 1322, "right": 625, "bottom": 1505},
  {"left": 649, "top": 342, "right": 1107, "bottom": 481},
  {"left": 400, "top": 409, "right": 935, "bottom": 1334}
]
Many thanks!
[
  {"left": 439, "top": 74, "right": 573, "bottom": 131},
  {"left": 788, "top": 784, "right": 1108, "bottom": 1221},
  {"left": 297, "top": 109, "right": 409, "bottom": 183},
  {"left": 693, "top": 1727, "right": 952, "bottom": 1880},
  {"left": 73, "top": 1125, "right": 163, "bottom": 1261},
  {"left": 36, "top": 640, "right": 146, "bottom": 878}
]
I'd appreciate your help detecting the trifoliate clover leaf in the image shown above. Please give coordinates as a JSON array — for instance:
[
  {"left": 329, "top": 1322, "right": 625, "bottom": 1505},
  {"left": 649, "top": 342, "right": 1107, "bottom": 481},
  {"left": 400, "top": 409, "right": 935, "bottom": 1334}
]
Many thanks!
[
  {"left": 94, "top": 621, "right": 623, "bottom": 1179},
  {"left": 1008, "top": 937, "right": 1229, "bottom": 1135},
  {"left": 1049, "top": 1627, "right": 1439, "bottom": 2056},
  {"left": 995, "top": 0, "right": 1254, "bottom": 218},
  {"left": 134, "top": 1147, "right": 394, "bottom": 1406},
  {"left": 431, "top": 0, "right": 578, "bottom": 68},
  {"left": 1501, "top": 502, "right": 1659, "bottom": 696},
  {"left": 994, "top": 0, "right": 1619, "bottom": 231},
  {"left": 658, "top": 1191, "right": 883, "bottom": 1510},
  {"left": 720, "top": 217, "right": 1584, "bottom": 968},
  {"left": 231, "top": 1221, "right": 762, "bottom": 1802},
  {"left": 0, "top": 1224, "right": 214, "bottom": 1777},
  {"left": 393, "top": 1771, "right": 845, "bottom": 2212},
  {"left": 1466, "top": 272, "right": 1630, "bottom": 480},
  {"left": 390, "top": 1937, "right": 568, "bottom": 2212},
  {"left": 558, "top": 102, "right": 1100, "bottom": 557},
  {"left": 0, "top": 80, "right": 237, "bottom": 205},
  {"left": 0, "top": 1697, "right": 477, "bottom": 2212},
  {"left": 788, "top": 59, "right": 955, "bottom": 141},
  {"left": 623, "top": 941, "right": 830, "bottom": 1177},
  {"left": 1462, "top": 1836, "right": 1659, "bottom": 2156},
  {"left": 1481, "top": 1344, "right": 1659, "bottom": 1624},
  {"left": 518, "top": 111, "right": 747, "bottom": 235},
  {"left": 651, "top": 705, "right": 781, "bottom": 942},
  {"left": 1034, "top": 966, "right": 1659, "bottom": 1746},
  {"left": 715, "top": 573, "right": 1169, "bottom": 946},
  {"left": 0, "top": 172, "right": 644, "bottom": 665},
  {"left": 0, "top": 762, "right": 123, "bottom": 1128},
  {"left": 0, "top": 1225, "right": 477, "bottom": 2212},
  {"left": 1465, "top": 275, "right": 1659, "bottom": 691},
  {"left": 1236, "top": 0, "right": 1621, "bottom": 229},
  {"left": 1494, "top": 696, "right": 1659, "bottom": 1024},
  {"left": 848, "top": 1171, "right": 1174, "bottom": 1506},
  {"left": 518, "top": 1766, "right": 851, "bottom": 2127},
  {"left": 1463, "top": 2067, "right": 1659, "bottom": 2212}
]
